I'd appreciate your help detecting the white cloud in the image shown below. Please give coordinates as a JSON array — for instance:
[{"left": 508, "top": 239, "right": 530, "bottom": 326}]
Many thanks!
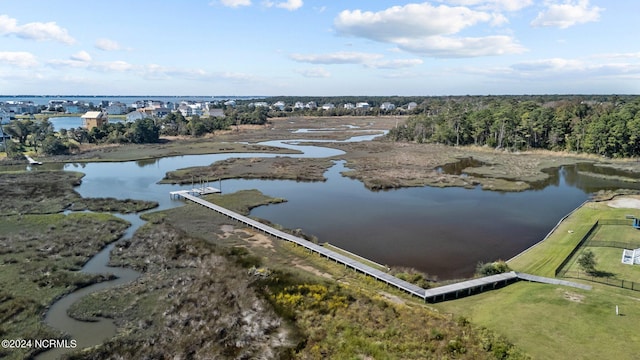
[
  {"left": 399, "top": 35, "right": 525, "bottom": 58},
  {"left": 440, "top": 0, "right": 533, "bottom": 12},
  {"left": 218, "top": 0, "right": 252, "bottom": 8},
  {"left": 290, "top": 51, "right": 383, "bottom": 64},
  {"left": 90, "top": 60, "right": 135, "bottom": 72},
  {"left": 0, "top": 14, "right": 75, "bottom": 44},
  {"left": 368, "top": 59, "right": 424, "bottom": 69},
  {"left": 335, "top": 4, "right": 492, "bottom": 41},
  {"left": 95, "top": 38, "right": 122, "bottom": 51},
  {"left": 70, "top": 50, "right": 92, "bottom": 62},
  {"left": 334, "top": 3, "right": 524, "bottom": 58},
  {"left": 0, "top": 51, "right": 38, "bottom": 68},
  {"left": 531, "top": 0, "right": 603, "bottom": 29},
  {"left": 276, "top": 0, "right": 303, "bottom": 11},
  {"left": 295, "top": 67, "right": 331, "bottom": 78}
]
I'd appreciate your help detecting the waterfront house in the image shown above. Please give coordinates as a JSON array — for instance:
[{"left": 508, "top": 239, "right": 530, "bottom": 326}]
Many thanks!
[
  {"left": 81, "top": 111, "right": 108, "bottom": 129},
  {"left": 125, "top": 110, "right": 147, "bottom": 123}
]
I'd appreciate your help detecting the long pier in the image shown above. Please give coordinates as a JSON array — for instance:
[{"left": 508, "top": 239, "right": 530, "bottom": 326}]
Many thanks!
[{"left": 173, "top": 191, "right": 591, "bottom": 302}]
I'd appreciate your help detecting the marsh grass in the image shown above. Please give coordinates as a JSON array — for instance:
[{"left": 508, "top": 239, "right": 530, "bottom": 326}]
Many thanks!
[{"left": 0, "top": 213, "right": 129, "bottom": 360}]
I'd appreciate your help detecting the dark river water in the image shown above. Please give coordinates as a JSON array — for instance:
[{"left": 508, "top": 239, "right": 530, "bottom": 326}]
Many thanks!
[{"left": 18, "top": 136, "right": 640, "bottom": 280}]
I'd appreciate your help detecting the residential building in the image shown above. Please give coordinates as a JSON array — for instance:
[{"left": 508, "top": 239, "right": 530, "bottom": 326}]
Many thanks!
[
  {"left": 178, "top": 104, "right": 193, "bottom": 117},
  {"left": 356, "top": 102, "right": 370, "bottom": 109},
  {"left": 343, "top": 103, "right": 355, "bottom": 110},
  {"left": 305, "top": 101, "right": 317, "bottom": 109},
  {"left": 125, "top": 110, "right": 147, "bottom": 123},
  {"left": 0, "top": 108, "right": 10, "bottom": 124},
  {"left": 106, "top": 102, "right": 127, "bottom": 115},
  {"left": 81, "top": 111, "right": 108, "bottom": 129},
  {"left": 205, "top": 108, "right": 225, "bottom": 118},
  {"left": 294, "top": 101, "right": 305, "bottom": 110},
  {"left": 272, "top": 101, "right": 286, "bottom": 111},
  {"left": 322, "top": 103, "right": 335, "bottom": 110},
  {"left": 380, "top": 102, "right": 396, "bottom": 111},
  {"left": 406, "top": 102, "right": 418, "bottom": 111}
]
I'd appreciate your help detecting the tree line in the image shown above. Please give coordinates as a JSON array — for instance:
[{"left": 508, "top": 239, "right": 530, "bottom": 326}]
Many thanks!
[{"left": 387, "top": 95, "right": 640, "bottom": 158}]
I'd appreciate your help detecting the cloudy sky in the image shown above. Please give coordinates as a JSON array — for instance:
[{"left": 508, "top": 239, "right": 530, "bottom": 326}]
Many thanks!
[{"left": 1, "top": 0, "right": 638, "bottom": 95}]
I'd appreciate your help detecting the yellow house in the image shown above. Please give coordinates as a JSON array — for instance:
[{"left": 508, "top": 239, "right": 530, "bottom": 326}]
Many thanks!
[{"left": 81, "top": 111, "right": 108, "bottom": 129}]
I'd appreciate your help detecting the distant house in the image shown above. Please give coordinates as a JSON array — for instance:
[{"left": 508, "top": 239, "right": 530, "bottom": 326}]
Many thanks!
[
  {"left": 305, "top": 101, "right": 317, "bottom": 109},
  {"left": 106, "top": 102, "right": 127, "bottom": 115},
  {"left": 205, "top": 108, "right": 225, "bottom": 118},
  {"left": 356, "top": 102, "right": 370, "bottom": 109},
  {"left": 380, "top": 102, "right": 396, "bottom": 111},
  {"left": 343, "top": 103, "right": 355, "bottom": 110},
  {"left": 0, "top": 108, "right": 10, "bottom": 124},
  {"left": 125, "top": 111, "right": 147, "bottom": 123},
  {"left": 81, "top": 111, "right": 108, "bottom": 129},
  {"left": 322, "top": 103, "right": 335, "bottom": 110},
  {"left": 272, "top": 101, "right": 286, "bottom": 111},
  {"left": 154, "top": 108, "right": 171, "bottom": 118},
  {"left": 178, "top": 105, "right": 193, "bottom": 117},
  {"left": 406, "top": 102, "right": 418, "bottom": 111},
  {"left": 294, "top": 101, "right": 305, "bottom": 110}
]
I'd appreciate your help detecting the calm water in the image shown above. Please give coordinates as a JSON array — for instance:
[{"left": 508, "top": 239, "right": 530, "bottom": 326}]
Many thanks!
[
  {"left": 48, "top": 117, "right": 124, "bottom": 131},
  {"left": 48, "top": 142, "right": 639, "bottom": 279},
  {"left": 11, "top": 136, "right": 640, "bottom": 279}
]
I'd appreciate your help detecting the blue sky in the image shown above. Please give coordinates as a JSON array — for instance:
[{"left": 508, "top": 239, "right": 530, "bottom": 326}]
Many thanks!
[{"left": 0, "top": 0, "right": 638, "bottom": 96}]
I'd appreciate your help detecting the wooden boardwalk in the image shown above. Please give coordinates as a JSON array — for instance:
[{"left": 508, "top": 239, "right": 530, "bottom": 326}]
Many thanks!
[{"left": 174, "top": 192, "right": 593, "bottom": 302}]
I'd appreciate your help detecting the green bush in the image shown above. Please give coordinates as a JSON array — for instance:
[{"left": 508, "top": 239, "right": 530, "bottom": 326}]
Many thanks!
[{"left": 476, "top": 260, "right": 511, "bottom": 276}]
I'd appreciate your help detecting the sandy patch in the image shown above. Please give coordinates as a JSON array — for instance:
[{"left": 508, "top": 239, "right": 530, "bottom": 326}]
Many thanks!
[
  {"left": 245, "top": 231, "right": 275, "bottom": 251},
  {"left": 217, "top": 225, "right": 276, "bottom": 251},
  {"left": 607, "top": 197, "right": 640, "bottom": 209},
  {"left": 292, "top": 260, "right": 333, "bottom": 279},
  {"left": 379, "top": 291, "right": 406, "bottom": 305},
  {"left": 560, "top": 289, "right": 585, "bottom": 303}
]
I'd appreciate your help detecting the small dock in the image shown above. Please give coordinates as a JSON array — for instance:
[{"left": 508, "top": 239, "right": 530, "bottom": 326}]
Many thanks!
[
  {"left": 170, "top": 186, "right": 220, "bottom": 199},
  {"left": 25, "top": 155, "right": 42, "bottom": 165}
]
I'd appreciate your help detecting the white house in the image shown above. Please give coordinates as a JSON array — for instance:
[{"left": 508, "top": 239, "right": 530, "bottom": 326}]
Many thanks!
[
  {"left": 305, "top": 101, "right": 317, "bottom": 109},
  {"left": 272, "top": 101, "right": 286, "bottom": 111},
  {"left": 406, "top": 102, "right": 418, "bottom": 111},
  {"left": 356, "top": 102, "right": 370, "bottom": 109},
  {"left": 380, "top": 102, "right": 396, "bottom": 111},
  {"left": 343, "top": 103, "right": 355, "bottom": 110},
  {"left": 178, "top": 104, "right": 193, "bottom": 117},
  {"left": 322, "top": 103, "right": 335, "bottom": 110},
  {"left": 294, "top": 101, "right": 305, "bottom": 110}
]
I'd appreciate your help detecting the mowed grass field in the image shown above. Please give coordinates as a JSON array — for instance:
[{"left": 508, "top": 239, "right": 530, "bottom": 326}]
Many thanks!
[{"left": 435, "top": 198, "right": 640, "bottom": 360}]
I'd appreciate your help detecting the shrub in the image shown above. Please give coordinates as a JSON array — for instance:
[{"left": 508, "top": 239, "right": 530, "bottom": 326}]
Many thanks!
[{"left": 476, "top": 260, "right": 511, "bottom": 276}]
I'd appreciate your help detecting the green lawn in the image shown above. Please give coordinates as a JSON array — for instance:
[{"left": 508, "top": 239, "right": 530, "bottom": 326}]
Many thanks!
[
  {"left": 437, "top": 282, "right": 640, "bottom": 360},
  {"left": 438, "top": 199, "right": 640, "bottom": 359},
  {"left": 508, "top": 201, "right": 640, "bottom": 276}
]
